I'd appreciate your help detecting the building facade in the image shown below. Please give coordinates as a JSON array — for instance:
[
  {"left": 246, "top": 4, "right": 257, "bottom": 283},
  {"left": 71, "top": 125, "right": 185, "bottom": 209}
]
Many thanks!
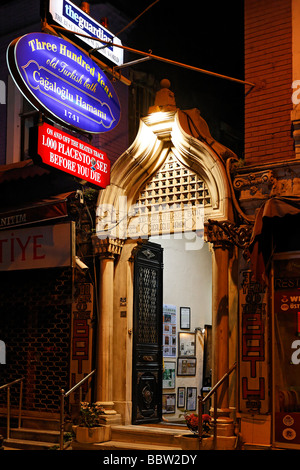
[
  {"left": 232, "top": 0, "right": 300, "bottom": 449},
  {"left": 92, "top": 0, "right": 300, "bottom": 450},
  {"left": 1, "top": 0, "right": 300, "bottom": 452},
  {"left": 0, "top": 0, "right": 132, "bottom": 427}
]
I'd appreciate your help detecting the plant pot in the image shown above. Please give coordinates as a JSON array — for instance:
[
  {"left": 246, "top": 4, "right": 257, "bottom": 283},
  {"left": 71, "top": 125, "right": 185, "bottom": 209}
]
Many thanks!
[
  {"left": 180, "top": 434, "right": 200, "bottom": 450},
  {"left": 73, "top": 425, "right": 111, "bottom": 444}
]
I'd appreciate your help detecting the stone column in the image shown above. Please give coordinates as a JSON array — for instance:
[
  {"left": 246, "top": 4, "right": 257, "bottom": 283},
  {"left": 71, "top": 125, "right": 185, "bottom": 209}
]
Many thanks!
[
  {"left": 92, "top": 237, "right": 124, "bottom": 421},
  {"left": 212, "top": 246, "right": 230, "bottom": 409},
  {"left": 207, "top": 223, "right": 234, "bottom": 437},
  {"left": 96, "top": 253, "right": 115, "bottom": 404}
]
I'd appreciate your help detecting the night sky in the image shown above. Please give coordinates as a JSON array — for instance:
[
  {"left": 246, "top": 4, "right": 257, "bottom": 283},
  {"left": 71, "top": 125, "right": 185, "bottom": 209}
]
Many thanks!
[{"left": 89, "top": 0, "right": 245, "bottom": 156}]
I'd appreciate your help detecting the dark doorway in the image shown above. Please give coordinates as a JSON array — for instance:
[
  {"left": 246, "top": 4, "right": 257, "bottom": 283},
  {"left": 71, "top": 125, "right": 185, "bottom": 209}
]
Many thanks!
[
  {"left": 132, "top": 242, "right": 163, "bottom": 424},
  {"left": 0, "top": 268, "right": 71, "bottom": 412}
]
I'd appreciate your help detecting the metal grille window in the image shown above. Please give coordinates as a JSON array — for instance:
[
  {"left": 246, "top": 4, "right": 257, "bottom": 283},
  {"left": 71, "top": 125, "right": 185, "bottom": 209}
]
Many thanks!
[
  {"left": 137, "top": 266, "right": 158, "bottom": 344},
  {"left": 136, "top": 151, "right": 211, "bottom": 213}
]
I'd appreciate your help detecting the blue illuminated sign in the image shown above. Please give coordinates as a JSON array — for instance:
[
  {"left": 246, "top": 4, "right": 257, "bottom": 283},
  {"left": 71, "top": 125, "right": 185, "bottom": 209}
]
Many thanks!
[
  {"left": 7, "top": 32, "right": 121, "bottom": 134},
  {"left": 49, "top": 0, "right": 124, "bottom": 66}
]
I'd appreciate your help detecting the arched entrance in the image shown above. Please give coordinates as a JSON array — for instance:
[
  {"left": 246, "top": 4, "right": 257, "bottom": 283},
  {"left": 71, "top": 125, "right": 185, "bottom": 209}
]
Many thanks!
[{"left": 93, "top": 102, "right": 237, "bottom": 426}]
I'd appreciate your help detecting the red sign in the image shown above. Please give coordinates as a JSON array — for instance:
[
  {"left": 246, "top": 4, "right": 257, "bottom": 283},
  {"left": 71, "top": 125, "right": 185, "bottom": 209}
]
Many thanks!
[{"left": 35, "top": 122, "right": 110, "bottom": 187}]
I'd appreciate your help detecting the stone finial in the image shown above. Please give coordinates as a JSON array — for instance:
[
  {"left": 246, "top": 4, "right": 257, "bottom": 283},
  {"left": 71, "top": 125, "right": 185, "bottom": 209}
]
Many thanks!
[{"left": 149, "top": 79, "right": 177, "bottom": 113}]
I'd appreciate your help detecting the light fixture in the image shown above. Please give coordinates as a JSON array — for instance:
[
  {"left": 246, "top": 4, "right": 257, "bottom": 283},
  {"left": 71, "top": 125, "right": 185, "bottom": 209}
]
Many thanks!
[{"left": 75, "top": 256, "right": 89, "bottom": 272}]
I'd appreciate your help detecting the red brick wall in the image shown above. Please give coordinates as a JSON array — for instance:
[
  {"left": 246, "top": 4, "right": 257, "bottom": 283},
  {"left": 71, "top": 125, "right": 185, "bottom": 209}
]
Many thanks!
[{"left": 244, "top": 0, "right": 294, "bottom": 165}]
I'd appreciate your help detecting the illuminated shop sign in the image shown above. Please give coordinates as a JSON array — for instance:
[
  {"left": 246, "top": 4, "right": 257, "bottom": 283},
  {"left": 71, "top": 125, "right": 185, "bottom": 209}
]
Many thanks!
[
  {"left": 49, "top": 0, "right": 124, "bottom": 66},
  {"left": 239, "top": 269, "right": 269, "bottom": 414},
  {"left": 7, "top": 32, "right": 120, "bottom": 133},
  {"left": 0, "top": 222, "right": 74, "bottom": 271},
  {"left": 273, "top": 257, "right": 300, "bottom": 447},
  {"left": 274, "top": 285, "right": 300, "bottom": 445},
  {"left": 0, "top": 197, "right": 68, "bottom": 230},
  {"left": 30, "top": 122, "right": 110, "bottom": 188}
]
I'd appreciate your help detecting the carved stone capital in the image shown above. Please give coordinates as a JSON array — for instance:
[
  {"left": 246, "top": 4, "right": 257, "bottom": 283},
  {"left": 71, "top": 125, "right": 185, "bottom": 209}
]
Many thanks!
[
  {"left": 232, "top": 162, "right": 300, "bottom": 216},
  {"left": 206, "top": 219, "right": 253, "bottom": 257},
  {"left": 233, "top": 170, "right": 275, "bottom": 195},
  {"left": 92, "top": 236, "right": 124, "bottom": 258}
]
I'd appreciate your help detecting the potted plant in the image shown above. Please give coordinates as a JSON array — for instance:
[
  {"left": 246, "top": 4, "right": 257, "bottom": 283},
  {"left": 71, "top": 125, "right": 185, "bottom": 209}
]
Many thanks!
[
  {"left": 180, "top": 412, "right": 212, "bottom": 450},
  {"left": 73, "top": 402, "right": 111, "bottom": 444},
  {"left": 185, "top": 412, "right": 212, "bottom": 436}
]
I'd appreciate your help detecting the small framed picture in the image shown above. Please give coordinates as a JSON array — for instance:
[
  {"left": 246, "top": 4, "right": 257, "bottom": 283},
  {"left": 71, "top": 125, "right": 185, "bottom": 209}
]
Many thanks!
[
  {"left": 178, "top": 332, "right": 196, "bottom": 357},
  {"left": 177, "top": 357, "right": 197, "bottom": 376},
  {"left": 186, "top": 387, "right": 197, "bottom": 411},
  {"left": 180, "top": 307, "right": 190, "bottom": 329},
  {"left": 163, "top": 361, "right": 176, "bottom": 389},
  {"left": 162, "top": 393, "right": 176, "bottom": 414},
  {"left": 177, "top": 387, "right": 185, "bottom": 408}
]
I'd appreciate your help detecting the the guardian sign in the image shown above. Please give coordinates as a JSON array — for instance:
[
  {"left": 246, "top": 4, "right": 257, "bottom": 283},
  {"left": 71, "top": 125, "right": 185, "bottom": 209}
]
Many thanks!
[
  {"left": 49, "top": 0, "right": 124, "bottom": 66},
  {"left": 7, "top": 32, "right": 120, "bottom": 134}
]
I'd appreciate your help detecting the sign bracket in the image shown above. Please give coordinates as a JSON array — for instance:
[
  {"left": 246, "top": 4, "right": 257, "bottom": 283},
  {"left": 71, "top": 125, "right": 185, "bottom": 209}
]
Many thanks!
[
  {"left": 113, "top": 56, "right": 152, "bottom": 71},
  {"left": 47, "top": 23, "right": 255, "bottom": 90},
  {"left": 42, "top": 22, "right": 131, "bottom": 86}
]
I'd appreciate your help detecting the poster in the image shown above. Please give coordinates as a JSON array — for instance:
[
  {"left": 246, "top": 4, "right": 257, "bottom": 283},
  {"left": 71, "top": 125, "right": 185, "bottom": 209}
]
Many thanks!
[
  {"left": 163, "top": 361, "right": 176, "bottom": 389},
  {"left": 163, "top": 304, "right": 176, "bottom": 357}
]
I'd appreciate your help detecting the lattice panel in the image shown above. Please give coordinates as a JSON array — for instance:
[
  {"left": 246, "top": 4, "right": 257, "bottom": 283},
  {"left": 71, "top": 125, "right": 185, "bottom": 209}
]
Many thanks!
[
  {"left": 131, "top": 152, "right": 209, "bottom": 236},
  {"left": 136, "top": 152, "right": 211, "bottom": 212},
  {"left": 137, "top": 266, "right": 158, "bottom": 344}
]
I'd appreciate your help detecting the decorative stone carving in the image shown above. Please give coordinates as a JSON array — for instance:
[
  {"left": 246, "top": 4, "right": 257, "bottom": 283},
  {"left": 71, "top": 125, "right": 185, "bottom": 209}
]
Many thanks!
[
  {"left": 232, "top": 162, "right": 300, "bottom": 216},
  {"left": 149, "top": 78, "right": 177, "bottom": 113},
  {"left": 92, "top": 236, "right": 124, "bottom": 257},
  {"left": 233, "top": 170, "right": 275, "bottom": 195},
  {"left": 206, "top": 219, "right": 252, "bottom": 259}
]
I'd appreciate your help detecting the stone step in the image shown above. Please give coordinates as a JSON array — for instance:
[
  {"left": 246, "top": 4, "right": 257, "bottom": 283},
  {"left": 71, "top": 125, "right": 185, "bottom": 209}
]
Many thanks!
[
  {"left": 243, "top": 443, "right": 273, "bottom": 450},
  {"left": 110, "top": 424, "right": 185, "bottom": 447},
  {"left": 9, "top": 427, "right": 60, "bottom": 444},
  {"left": 21, "top": 417, "right": 60, "bottom": 431},
  {"left": 3, "top": 437, "right": 58, "bottom": 450},
  {"left": 72, "top": 439, "right": 182, "bottom": 451}
]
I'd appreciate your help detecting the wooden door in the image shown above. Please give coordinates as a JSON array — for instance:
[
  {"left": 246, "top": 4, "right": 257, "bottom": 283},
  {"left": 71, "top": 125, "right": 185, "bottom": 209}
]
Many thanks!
[{"left": 132, "top": 242, "right": 163, "bottom": 424}]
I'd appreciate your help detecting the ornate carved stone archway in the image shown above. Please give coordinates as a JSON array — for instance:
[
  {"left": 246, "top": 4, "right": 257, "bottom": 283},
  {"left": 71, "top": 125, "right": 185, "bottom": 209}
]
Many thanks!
[
  {"left": 93, "top": 104, "right": 239, "bottom": 426},
  {"left": 95, "top": 109, "right": 235, "bottom": 234}
]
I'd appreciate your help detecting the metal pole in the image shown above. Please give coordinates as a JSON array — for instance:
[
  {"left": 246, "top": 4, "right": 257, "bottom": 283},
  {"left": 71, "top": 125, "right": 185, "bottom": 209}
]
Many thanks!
[
  {"left": 50, "top": 25, "right": 255, "bottom": 89},
  {"left": 214, "top": 392, "right": 217, "bottom": 448},
  {"left": 198, "top": 395, "right": 203, "bottom": 446},
  {"left": 7, "top": 387, "right": 10, "bottom": 440},
  {"left": 59, "top": 389, "right": 65, "bottom": 450},
  {"left": 18, "top": 380, "right": 23, "bottom": 429}
]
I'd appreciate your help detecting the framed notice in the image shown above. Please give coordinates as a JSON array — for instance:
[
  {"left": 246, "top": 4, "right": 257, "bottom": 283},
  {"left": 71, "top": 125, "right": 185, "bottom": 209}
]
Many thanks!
[
  {"left": 163, "top": 362, "right": 176, "bottom": 389},
  {"left": 180, "top": 307, "right": 190, "bottom": 329},
  {"left": 186, "top": 387, "right": 197, "bottom": 411},
  {"left": 177, "top": 357, "right": 197, "bottom": 376},
  {"left": 177, "top": 387, "right": 185, "bottom": 408},
  {"left": 163, "top": 304, "right": 177, "bottom": 357},
  {"left": 162, "top": 393, "right": 176, "bottom": 414},
  {"left": 178, "top": 332, "right": 196, "bottom": 357}
]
